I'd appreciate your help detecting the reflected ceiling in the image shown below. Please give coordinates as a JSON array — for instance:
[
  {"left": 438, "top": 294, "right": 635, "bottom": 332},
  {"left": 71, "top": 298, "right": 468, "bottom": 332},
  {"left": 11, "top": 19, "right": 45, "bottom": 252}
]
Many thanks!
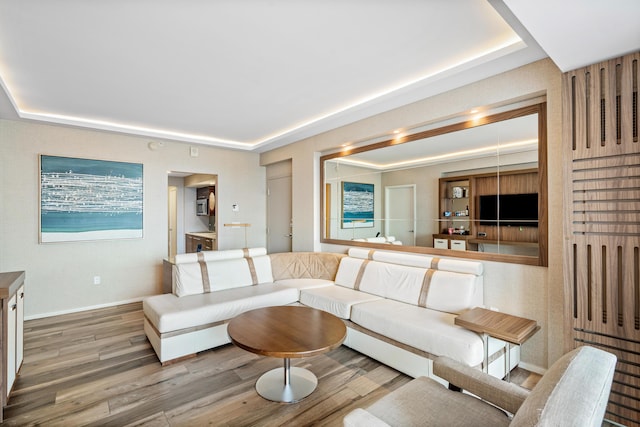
[{"left": 335, "top": 114, "right": 538, "bottom": 170}]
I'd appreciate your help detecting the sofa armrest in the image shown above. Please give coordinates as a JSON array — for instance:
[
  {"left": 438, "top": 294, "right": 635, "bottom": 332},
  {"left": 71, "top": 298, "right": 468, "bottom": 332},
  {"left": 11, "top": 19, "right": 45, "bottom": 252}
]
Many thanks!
[
  {"left": 343, "top": 408, "right": 391, "bottom": 427},
  {"left": 433, "top": 356, "right": 529, "bottom": 415}
]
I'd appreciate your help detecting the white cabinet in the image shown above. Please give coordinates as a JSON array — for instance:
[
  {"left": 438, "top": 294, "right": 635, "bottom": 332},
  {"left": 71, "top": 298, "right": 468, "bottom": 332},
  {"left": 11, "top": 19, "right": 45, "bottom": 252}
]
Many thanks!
[
  {"left": 0, "top": 272, "right": 25, "bottom": 422},
  {"left": 434, "top": 238, "right": 449, "bottom": 249},
  {"left": 6, "top": 285, "right": 24, "bottom": 396},
  {"left": 451, "top": 240, "right": 467, "bottom": 251}
]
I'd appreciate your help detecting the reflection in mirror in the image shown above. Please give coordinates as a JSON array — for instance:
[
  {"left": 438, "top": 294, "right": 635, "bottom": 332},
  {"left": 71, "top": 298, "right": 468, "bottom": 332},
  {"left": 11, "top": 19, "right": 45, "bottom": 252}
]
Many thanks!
[
  {"left": 167, "top": 172, "right": 218, "bottom": 258},
  {"left": 321, "top": 103, "right": 547, "bottom": 266}
]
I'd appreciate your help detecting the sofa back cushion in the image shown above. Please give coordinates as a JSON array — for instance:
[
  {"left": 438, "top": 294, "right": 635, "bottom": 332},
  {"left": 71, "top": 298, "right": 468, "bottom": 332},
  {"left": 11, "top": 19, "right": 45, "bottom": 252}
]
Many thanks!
[
  {"left": 174, "top": 247, "right": 267, "bottom": 264},
  {"left": 335, "top": 250, "right": 482, "bottom": 313},
  {"left": 425, "top": 270, "right": 479, "bottom": 314},
  {"left": 269, "top": 252, "right": 345, "bottom": 281},
  {"left": 173, "top": 248, "right": 273, "bottom": 297},
  {"left": 358, "top": 261, "right": 426, "bottom": 305},
  {"left": 347, "top": 248, "right": 483, "bottom": 275},
  {"left": 334, "top": 257, "right": 367, "bottom": 289}
]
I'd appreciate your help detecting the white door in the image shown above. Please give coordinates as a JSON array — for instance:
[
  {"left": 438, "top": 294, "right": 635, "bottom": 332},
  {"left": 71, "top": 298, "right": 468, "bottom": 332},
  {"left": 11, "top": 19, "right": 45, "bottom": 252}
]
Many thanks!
[
  {"left": 385, "top": 185, "right": 416, "bottom": 246},
  {"left": 267, "top": 175, "right": 292, "bottom": 253},
  {"left": 168, "top": 186, "right": 177, "bottom": 258}
]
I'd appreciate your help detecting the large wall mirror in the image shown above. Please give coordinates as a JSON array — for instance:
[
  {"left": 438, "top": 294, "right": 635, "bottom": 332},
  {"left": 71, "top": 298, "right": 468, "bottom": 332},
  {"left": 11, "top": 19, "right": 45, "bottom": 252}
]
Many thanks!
[{"left": 320, "top": 102, "right": 547, "bottom": 266}]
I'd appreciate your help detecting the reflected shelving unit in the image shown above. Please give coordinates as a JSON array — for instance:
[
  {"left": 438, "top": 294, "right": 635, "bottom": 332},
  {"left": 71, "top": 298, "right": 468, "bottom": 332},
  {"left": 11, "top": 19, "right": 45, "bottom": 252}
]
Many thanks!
[{"left": 439, "top": 177, "right": 472, "bottom": 235}]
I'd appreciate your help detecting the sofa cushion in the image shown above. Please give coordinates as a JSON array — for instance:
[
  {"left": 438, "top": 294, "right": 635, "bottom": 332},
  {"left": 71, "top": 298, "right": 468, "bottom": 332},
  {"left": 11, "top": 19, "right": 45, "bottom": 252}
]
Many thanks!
[
  {"left": 350, "top": 299, "right": 484, "bottom": 366},
  {"left": 300, "top": 285, "right": 382, "bottom": 319},
  {"left": 144, "top": 283, "right": 298, "bottom": 333},
  {"left": 274, "top": 278, "right": 335, "bottom": 292},
  {"left": 269, "top": 252, "right": 344, "bottom": 281},
  {"left": 357, "top": 261, "right": 427, "bottom": 305}
]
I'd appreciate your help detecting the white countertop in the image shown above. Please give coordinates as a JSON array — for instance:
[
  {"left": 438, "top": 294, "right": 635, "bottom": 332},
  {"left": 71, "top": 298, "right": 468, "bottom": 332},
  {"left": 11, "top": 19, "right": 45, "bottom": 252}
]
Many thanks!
[{"left": 186, "top": 231, "right": 216, "bottom": 239}]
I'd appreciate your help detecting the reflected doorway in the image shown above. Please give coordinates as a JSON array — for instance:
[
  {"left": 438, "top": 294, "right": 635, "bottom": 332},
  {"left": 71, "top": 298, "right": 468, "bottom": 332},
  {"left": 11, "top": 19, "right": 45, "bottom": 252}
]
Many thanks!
[{"left": 385, "top": 185, "right": 416, "bottom": 246}]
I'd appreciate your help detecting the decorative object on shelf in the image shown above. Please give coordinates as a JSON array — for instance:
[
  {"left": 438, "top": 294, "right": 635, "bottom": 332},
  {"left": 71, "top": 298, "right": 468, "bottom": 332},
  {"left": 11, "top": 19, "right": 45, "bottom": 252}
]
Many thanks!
[
  {"left": 452, "top": 186, "right": 463, "bottom": 198},
  {"left": 224, "top": 222, "right": 251, "bottom": 248},
  {"left": 341, "top": 182, "right": 374, "bottom": 229},
  {"left": 39, "top": 155, "right": 143, "bottom": 243},
  {"left": 208, "top": 191, "right": 216, "bottom": 216}
]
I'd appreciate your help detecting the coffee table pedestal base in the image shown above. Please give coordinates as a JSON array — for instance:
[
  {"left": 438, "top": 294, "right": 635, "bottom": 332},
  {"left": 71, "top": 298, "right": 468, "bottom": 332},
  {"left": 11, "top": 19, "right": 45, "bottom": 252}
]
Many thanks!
[{"left": 255, "top": 358, "right": 317, "bottom": 403}]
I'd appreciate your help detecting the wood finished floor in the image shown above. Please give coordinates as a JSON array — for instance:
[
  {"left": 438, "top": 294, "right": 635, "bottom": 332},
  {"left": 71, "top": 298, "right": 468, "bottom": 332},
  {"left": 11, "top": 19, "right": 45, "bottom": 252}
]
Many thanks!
[{"left": 4, "top": 302, "right": 540, "bottom": 426}]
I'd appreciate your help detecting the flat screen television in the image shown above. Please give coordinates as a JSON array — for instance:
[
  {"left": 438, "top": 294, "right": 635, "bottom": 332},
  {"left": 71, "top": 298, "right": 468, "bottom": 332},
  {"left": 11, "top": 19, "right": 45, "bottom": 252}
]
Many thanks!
[{"left": 478, "top": 193, "right": 538, "bottom": 227}]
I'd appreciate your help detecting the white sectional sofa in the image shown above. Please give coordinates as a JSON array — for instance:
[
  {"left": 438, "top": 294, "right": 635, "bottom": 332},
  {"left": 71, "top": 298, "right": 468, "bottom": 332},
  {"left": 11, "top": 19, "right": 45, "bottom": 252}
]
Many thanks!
[{"left": 143, "top": 248, "right": 516, "bottom": 380}]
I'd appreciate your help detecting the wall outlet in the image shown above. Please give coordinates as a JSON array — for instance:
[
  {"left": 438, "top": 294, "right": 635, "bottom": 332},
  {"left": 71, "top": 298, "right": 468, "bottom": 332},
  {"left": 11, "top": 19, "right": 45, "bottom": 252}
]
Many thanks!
[{"left": 93, "top": 276, "right": 101, "bottom": 285}]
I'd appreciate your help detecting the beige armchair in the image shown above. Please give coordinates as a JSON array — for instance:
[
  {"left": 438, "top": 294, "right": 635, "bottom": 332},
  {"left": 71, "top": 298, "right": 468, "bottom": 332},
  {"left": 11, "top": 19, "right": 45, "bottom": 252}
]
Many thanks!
[{"left": 343, "top": 346, "right": 616, "bottom": 427}]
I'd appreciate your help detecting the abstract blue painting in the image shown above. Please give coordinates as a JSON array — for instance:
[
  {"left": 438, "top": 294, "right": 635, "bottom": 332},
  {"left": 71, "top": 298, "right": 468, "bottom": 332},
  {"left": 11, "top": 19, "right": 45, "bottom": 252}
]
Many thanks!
[
  {"left": 341, "top": 181, "right": 374, "bottom": 228},
  {"left": 40, "top": 155, "right": 143, "bottom": 242}
]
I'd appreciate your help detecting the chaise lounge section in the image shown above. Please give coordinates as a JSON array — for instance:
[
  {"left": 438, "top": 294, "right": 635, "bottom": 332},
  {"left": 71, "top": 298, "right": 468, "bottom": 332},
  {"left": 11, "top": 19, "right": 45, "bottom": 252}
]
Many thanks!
[{"left": 143, "top": 248, "right": 516, "bottom": 380}]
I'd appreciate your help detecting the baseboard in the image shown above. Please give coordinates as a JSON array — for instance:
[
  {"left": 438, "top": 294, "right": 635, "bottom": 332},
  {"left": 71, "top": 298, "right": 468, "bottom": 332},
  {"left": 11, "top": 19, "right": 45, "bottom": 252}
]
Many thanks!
[
  {"left": 518, "top": 361, "right": 546, "bottom": 376},
  {"left": 25, "top": 296, "right": 145, "bottom": 320}
]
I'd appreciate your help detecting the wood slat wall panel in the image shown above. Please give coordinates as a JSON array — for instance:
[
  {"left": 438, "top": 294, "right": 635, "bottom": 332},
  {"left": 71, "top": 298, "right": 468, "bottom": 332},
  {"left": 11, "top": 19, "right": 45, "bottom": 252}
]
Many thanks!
[{"left": 564, "top": 51, "right": 640, "bottom": 426}]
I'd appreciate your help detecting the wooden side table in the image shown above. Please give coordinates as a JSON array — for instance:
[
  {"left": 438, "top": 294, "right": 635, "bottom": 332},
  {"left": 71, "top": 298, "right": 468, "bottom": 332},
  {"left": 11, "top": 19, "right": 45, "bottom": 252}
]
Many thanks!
[{"left": 455, "top": 307, "right": 539, "bottom": 381}]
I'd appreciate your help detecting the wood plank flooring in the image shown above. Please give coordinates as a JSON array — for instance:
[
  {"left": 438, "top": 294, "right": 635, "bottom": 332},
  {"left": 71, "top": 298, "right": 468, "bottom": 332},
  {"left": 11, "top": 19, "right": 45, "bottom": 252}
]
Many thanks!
[{"left": 4, "top": 302, "right": 539, "bottom": 426}]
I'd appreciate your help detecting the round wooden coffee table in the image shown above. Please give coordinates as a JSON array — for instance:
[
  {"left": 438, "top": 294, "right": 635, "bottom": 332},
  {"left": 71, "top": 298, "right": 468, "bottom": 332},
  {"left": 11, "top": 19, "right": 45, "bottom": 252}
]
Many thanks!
[{"left": 227, "top": 305, "right": 346, "bottom": 403}]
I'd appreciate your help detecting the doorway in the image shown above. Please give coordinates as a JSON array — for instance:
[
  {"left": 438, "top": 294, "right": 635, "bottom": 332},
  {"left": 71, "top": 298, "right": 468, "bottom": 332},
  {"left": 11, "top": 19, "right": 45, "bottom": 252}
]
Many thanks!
[
  {"left": 167, "top": 172, "right": 217, "bottom": 256},
  {"left": 267, "top": 160, "right": 292, "bottom": 253},
  {"left": 385, "top": 185, "right": 416, "bottom": 246}
]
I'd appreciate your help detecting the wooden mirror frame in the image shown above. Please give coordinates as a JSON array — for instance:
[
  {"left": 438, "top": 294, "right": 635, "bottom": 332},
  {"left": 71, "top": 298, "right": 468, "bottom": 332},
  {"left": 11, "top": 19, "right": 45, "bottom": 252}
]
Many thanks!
[{"left": 320, "top": 102, "right": 548, "bottom": 266}]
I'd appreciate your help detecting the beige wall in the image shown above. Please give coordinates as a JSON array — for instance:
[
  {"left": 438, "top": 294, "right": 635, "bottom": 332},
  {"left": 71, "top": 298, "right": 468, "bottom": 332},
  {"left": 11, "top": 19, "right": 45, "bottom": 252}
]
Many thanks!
[
  {"left": 0, "top": 120, "right": 266, "bottom": 318},
  {"left": 261, "top": 58, "right": 563, "bottom": 371}
]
